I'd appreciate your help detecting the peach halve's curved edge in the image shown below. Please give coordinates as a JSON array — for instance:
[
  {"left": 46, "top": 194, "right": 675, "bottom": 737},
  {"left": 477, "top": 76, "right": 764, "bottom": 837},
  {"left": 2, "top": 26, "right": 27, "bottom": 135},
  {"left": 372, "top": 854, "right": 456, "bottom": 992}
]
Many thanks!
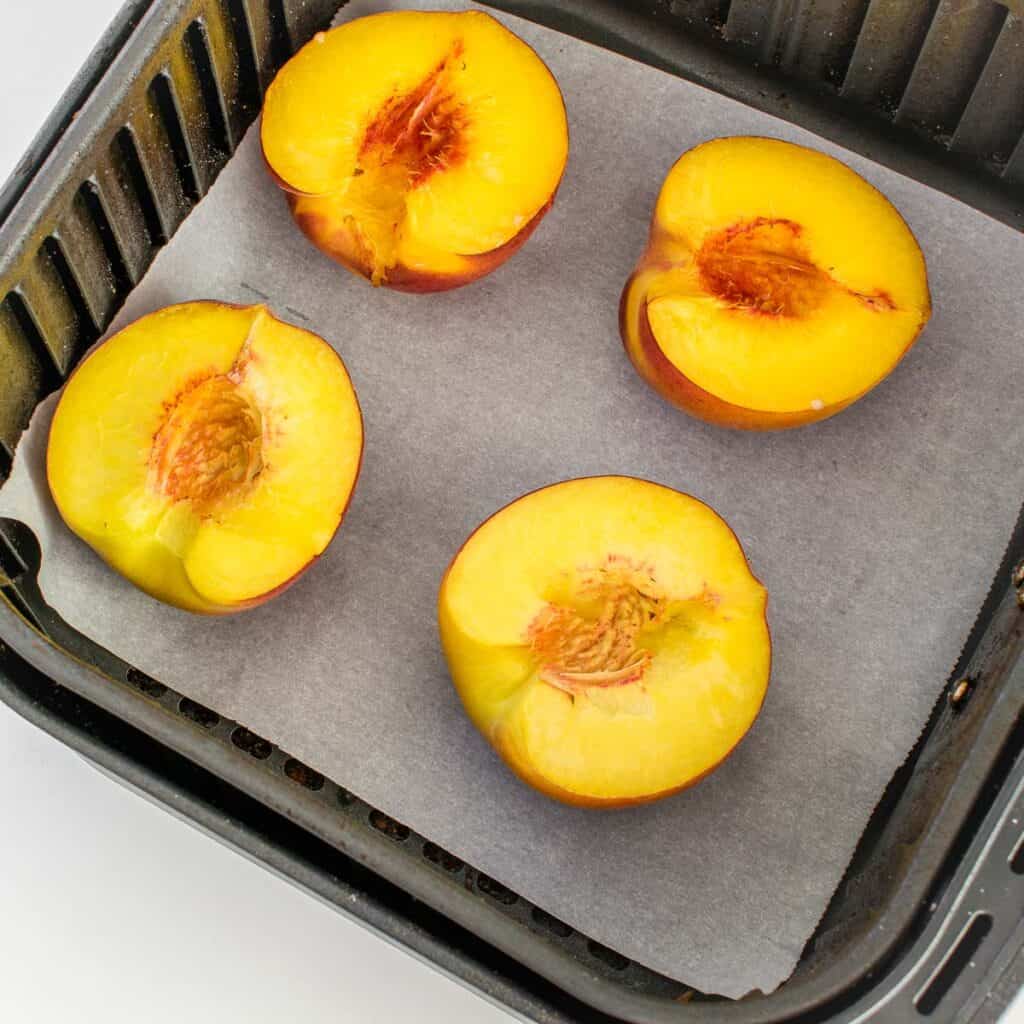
[
  {"left": 225, "top": 446, "right": 365, "bottom": 614},
  {"left": 184, "top": 540, "right": 325, "bottom": 616},
  {"left": 663, "top": 135, "right": 930, "bottom": 269},
  {"left": 285, "top": 192, "right": 376, "bottom": 285},
  {"left": 378, "top": 11, "right": 569, "bottom": 295},
  {"left": 618, "top": 275, "right": 854, "bottom": 431},
  {"left": 384, "top": 196, "right": 557, "bottom": 293},
  {"left": 493, "top": 714, "right": 766, "bottom": 809},
  {"left": 436, "top": 472, "right": 772, "bottom": 612},
  {"left": 260, "top": 138, "right": 301, "bottom": 196},
  {"left": 623, "top": 281, "right": 930, "bottom": 430},
  {"left": 437, "top": 474, "right": 772, "bottom": 809},
  {"left": 722, "top": 135, "right": 936, "bottom": 321},
  {"left": 216, "top": 338, "right": 366, "bottom": 616},
  {"left": 287, "top": 191, "right": 558, "bottom": 293},
  {"left": 218, "top": 556, "right": 314, "bottom": 615},
  {"left": 260, "top": 134, "right": 355, "bottom": 203}
]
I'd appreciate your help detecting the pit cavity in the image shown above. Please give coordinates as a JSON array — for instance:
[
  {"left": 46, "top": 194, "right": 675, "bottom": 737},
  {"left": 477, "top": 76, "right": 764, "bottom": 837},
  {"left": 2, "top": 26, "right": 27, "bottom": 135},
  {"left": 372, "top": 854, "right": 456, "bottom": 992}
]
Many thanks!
[
  {"left": 358, "top": 41, "right": 468, "bottom": 187},
  {"left": 347, "top": 41, "right": 469, "bottom": 281},
  {"left": 696, "top": 217, "right": 829, "bottom": 318},
  {"left": 528, "top": 561, "right": 667, "bottom": 695},
  {"left": 150, "top": 374, "right": 263, "bottom": 514}
]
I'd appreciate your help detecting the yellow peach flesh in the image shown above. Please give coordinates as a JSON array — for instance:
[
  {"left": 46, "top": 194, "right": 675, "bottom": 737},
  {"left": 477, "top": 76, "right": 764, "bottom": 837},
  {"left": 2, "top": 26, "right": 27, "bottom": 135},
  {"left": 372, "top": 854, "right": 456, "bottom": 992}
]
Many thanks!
[
  {"left": 439, "top": 477, "right": 770, "bottom": 807},
  {"left": 47, "top": 302, "right": 363, "bottom": 612},
  {"left": 621, "top": 137, "right": 931, "bottom": 427},
  {"left": 261, "top": 10, "right": 569, "bottom": 290}
]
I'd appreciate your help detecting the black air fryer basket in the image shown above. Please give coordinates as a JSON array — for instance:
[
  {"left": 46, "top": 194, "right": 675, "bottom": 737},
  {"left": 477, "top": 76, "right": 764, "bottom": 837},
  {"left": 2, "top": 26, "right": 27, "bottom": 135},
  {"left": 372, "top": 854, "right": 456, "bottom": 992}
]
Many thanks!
[{"left": 1, "top": 3, "right": 1023, "bottom": 1022}]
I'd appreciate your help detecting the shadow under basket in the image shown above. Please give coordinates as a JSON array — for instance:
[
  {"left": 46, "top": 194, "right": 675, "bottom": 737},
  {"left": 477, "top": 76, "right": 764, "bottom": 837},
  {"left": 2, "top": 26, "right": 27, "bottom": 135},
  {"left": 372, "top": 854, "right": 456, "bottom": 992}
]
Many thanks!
[{"left": 2, "top": 2, "right": 1024, "bottom": 1021}]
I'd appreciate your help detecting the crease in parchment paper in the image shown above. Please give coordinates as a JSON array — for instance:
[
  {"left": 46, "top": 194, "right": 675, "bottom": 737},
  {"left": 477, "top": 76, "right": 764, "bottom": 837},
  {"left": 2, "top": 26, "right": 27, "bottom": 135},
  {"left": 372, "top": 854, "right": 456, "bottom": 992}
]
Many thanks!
[{"left": 2, "top": 0, "right": 1023, "bottom": 998}]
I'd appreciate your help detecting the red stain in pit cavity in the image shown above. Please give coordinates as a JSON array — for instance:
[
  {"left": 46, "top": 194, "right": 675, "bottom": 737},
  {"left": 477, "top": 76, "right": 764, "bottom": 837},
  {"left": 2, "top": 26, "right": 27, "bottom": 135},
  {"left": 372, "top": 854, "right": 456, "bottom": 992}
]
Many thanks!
[{"left": 359, "top": 40, "right": 468, "bottom": 186}]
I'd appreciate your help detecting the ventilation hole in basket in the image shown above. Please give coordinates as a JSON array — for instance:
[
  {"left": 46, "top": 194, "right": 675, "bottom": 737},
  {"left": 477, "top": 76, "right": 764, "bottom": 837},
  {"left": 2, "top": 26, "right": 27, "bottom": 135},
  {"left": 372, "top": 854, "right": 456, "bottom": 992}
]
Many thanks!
[
  {"left": 149, "top": 73, "right": 200, "bottom": 203},
  {"left": 0, "top": 442, "right": 13, "bottom": 485},
  {"left": 916, "top": 912, "right": 992, "bottom": 1014},
  {"left": 41, "top": 236, "right": 101, "bottom": 356},
  {"left": 0, "top": 527, "right": 27, "bottom": 583},
  {"left": 859, "top": 2, "right": 942, "bottom": 117},
  {"left": 422, "top": 842, "right": 463, "bottom": 873},
  {"left": 0, "top": 583, "right": 40, "bottom": 629},
  {"left": 336, "top": 786, "right": 354, "bottom": 807},
  {"left": 369, "top": 810, "right": 410, "bottom": 841},
  {"left": 266, "top": 0, "right": 293, "bottom": 69},
  {"left": 125, "top": 666, "right": 168, "bottom": 699},
  {"left": 178, "top": 697, "right": 220, "bottom": 728},
  {"left": 3, "top": 292, "right": 64, "bottom": 392},
  {"left": 230, "top": 726, "right": 273, "bottom": 759},
  {"left": 673, "top": 1, "right": 732, "bottom": 30},
  {"left": 530, "top": 906, "right": 573, "bottom": 938},
  {"left": 1010, "top": 829, "right": 1024, "bottom": 874},
  {"left": 713, "top": 1, "right": 733, "bottom": 29},
  {"left": 185, "top": 20, "right": 231, "bottom": 155},
  {"left": 115, "top": 127, "right": 167, "bottom": 247},
  {"left": 587, "top": 940, "right": 630, "bottom": 971},
  {"left": 828, "top": 0, "right": 874, "bottom": 89},
  {"left": 477, "top": 874, "right": 518, "bottom": 906},
  {"left": 225, "top": 0, "right": 264, "bottom": 108},
  {"left": 935, "top": 7, "right": 1009, "bottom": 138},
  {"left": 283, "top": 758, "right": 325, "bottom": 791},
  {"left": 0, "top": 519, "right": 38, "bottom": 577},
  {"left": 78, "top": 182, "right": 133, "bottom": 299}
]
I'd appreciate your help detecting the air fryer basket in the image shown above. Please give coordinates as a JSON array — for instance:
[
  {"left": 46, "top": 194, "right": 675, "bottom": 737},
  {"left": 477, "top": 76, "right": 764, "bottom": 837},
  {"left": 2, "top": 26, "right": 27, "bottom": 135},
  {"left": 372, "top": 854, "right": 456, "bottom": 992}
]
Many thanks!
[{"left": 1, "top": 2, "right": 1023, "bottom": 1022}]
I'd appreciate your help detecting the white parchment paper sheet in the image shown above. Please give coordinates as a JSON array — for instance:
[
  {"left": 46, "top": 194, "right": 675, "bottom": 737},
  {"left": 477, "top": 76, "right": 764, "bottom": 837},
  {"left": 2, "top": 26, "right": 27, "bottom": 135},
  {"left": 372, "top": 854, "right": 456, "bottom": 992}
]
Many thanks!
[{"left": 3, "top": 0, "right": 1024, "bottom": 997}]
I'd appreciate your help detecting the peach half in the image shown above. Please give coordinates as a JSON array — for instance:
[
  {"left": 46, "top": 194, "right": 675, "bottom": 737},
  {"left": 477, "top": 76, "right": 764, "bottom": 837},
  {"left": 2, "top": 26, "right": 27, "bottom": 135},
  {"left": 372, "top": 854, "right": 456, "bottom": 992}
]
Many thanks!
[
  {"left": 438, "top": 477, "right": 770, "bottom": 807},
  {"left": 47, "top": 302, "right": 363, "bottom": 613},
  {"left": 261, "top": 10, "right": 569, "bottom": 292},
  {"left": 621, "top": 137, "right": 931, "bottom": 429}
]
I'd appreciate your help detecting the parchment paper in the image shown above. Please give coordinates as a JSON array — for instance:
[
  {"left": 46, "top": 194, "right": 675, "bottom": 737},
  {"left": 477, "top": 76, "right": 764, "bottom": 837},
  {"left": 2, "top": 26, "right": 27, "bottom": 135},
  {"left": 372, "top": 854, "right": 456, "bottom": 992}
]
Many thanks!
[{"left": 3, "top": 0, "right": 1024, "bottom": 997}]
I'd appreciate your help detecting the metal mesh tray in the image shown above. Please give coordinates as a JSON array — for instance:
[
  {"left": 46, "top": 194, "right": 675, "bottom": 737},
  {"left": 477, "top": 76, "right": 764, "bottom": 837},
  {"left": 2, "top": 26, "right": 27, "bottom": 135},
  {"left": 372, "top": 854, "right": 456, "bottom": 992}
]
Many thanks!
[{"left": 1, "top": 2, "right": 1023, "bottom": 1021}]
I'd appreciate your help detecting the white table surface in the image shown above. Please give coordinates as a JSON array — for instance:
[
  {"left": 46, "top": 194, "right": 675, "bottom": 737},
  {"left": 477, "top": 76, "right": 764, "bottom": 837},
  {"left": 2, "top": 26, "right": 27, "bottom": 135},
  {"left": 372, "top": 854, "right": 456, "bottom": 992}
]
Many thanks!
[
  {"left": 0, "top": 2, "right": 509, "bottom": 1021},
  {"left": 2, "top": 4, "right": 1023, "bottom": 1024}
]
